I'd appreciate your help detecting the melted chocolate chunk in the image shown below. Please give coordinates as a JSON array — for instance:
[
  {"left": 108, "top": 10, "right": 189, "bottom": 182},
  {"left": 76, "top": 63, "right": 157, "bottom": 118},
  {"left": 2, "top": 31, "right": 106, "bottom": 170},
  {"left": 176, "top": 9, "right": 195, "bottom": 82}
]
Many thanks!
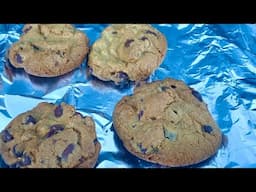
[
  {"left": 137, "top": 143, "right": 147, "bottom": 154},
  {"left": 2, "top": 130, "right": 14, "bottom": 143},
  {"left": 12, "top": 145, "right": 23, "bottom": 158},
  {"left": 31, "top": 44, "right": 41, "bottom": 51},
  {"left": 117, "top": 72, "right": 129, "bottom": 83},
  {"left": 25, "top": 115, "right": 36, "bottom": 125},
  {"left": 54, "top": 105, "right": 63, "bottom": 117},
  {"left": 140, "top": 36, "right": 148, "bottom": 41},
  {"left": 62, "top": 144, "right": 75, "bottom": 161},
  {"left": 145, "top": 30, "right": 158, "bottom": 37},
  {"left": 10, "top": 154, "right": 32, "bottom": 168},
  {"left": 15, "top": 54, "right": 23, "bottom": 64},
  {"left": 46, "top": 124, "right": 64, "bottom": 138},
  {"left": 21, "top": 154, "right": 32, "bottom": 166},
  {"left": 202, "top": 125, "right": 213, "bottom": 134},
  {"left": 93, "top": 139, "right": 98, "bottom": 145},
  {"left": 138, "top": 110, "right": 144, "bottom": 120},
  {"left": 23, "top": 26, "right": 32, "bottom": 33},
  {"left": 124, "top": 39, "right": 134, "bottom": 47}
]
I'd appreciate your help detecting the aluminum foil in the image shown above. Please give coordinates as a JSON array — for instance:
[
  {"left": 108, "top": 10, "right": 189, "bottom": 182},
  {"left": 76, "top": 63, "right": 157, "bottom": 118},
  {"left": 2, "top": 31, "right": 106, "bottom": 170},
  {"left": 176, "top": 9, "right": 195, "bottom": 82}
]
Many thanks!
[{"left": 0, "top": 24, "right": 256, "bottom": 168}]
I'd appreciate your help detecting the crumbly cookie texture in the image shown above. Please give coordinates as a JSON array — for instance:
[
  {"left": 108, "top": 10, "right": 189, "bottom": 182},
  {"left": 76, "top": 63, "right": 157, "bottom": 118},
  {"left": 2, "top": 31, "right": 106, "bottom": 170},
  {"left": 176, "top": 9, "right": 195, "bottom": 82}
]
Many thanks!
[
  {"left": 113, "top": 78, "right": 222, "bottom": 167},
  {"left": 0, "top": 102, "right": 100, "bottom": 168},
  {"left": 8, "top": 24, "right": 89, "bottom": 77},
  {"left": 88, "top": 24, "right": 167, "bottom": 84}
]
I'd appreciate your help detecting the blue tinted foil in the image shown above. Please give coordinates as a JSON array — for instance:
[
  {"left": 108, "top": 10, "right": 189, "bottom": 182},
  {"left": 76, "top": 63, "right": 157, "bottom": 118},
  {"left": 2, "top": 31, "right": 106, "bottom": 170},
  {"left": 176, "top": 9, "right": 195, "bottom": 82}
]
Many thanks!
[{"left": 0, "top": 24, "right": 256, "bottom": 168}]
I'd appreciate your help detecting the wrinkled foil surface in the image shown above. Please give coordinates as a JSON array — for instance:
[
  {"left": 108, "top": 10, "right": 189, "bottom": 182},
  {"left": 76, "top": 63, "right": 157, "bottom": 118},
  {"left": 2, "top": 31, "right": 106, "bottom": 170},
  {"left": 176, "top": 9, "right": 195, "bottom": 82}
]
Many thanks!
[{"left": 0, "top": 24, "right": 256, "bottom": 168}]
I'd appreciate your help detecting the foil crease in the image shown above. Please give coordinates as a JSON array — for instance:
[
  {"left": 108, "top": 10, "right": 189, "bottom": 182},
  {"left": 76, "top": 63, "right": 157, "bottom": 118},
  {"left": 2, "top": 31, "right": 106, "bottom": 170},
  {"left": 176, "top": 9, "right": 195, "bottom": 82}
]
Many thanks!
[{"left": 0, "top": 24, "right": 256, "bottom": 168}]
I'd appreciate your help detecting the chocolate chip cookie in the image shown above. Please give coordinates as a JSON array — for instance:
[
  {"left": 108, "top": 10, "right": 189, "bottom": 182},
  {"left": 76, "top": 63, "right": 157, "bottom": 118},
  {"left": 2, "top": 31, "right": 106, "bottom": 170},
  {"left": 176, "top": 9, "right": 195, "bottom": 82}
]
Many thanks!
[
  {"left": 8, "top": 24, "right": 89, "bottom": 77},
  {"left": 88, "top": 24, "right": 167, "bottom": 84},
  {"left": 113, "top": 78, "right": 222, "bottom": 167},
  {"left": 0, "top": 102, "right": 101, "bottom": 168}
]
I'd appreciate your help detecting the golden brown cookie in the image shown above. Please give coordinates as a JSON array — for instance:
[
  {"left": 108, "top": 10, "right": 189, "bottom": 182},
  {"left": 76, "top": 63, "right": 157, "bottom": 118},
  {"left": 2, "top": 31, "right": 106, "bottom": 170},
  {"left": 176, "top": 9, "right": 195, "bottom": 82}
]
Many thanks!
[
  {"left": 8, "top": 24, "right": 89, "bottom": 77},
  {"left": 0, "top": 102, "right": 101, "bottom": 168},
  {"left": 88, "top": 24, "right": 167, "bottom": 84},
  {"left": 113, "top": 78, "right": 222, "bottom": 167}
]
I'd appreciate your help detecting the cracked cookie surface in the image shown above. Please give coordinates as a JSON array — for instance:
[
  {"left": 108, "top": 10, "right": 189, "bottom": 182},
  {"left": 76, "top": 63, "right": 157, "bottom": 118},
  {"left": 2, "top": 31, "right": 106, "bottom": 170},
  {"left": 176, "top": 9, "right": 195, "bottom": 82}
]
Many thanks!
[
  {"left": 113, "top": 78, "right": 222, "bottom": 167},
  {"left": 88, "top": 24, "right": 167, "bottom": 84},
  {"left": 0, "top": 102, "right": 100, "bottom": 168},
  {"left": 8, "top": 24, "right": 89, "bottom": 77}
]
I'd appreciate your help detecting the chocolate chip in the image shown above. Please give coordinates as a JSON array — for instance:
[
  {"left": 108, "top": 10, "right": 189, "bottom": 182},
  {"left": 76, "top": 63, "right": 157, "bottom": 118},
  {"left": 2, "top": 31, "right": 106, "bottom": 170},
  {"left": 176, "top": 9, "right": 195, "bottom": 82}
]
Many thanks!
[
  {"left": 25, "top": 115, "right": 36, "bottom": 125},
  {"left": 173, "top": 110, "right": 178, "bottom": 114},
  {"left": 202, "top": 125, "right": 213, "bottom": 134},
  {"left": 24, "top": 26, "right": 32, "bottom": 33},
  {"left": 112, "top": 31, "right": 117, "bottom": 34},
  {"left": 21, "top": 154, "right": 32, "bottom": 166},
  {"left": 137, "top": 143, "right": 147, "bottom": 154},
  {"left": 54, "top": 105, "right": 63, "bottom": 117},
  {"left": 79, "top": 157, "right": 85, "bottom": 164},
  {"left": 138, "top": 110, "right": 144, "bottom": 120},
  {"left": 15, "top": 54, "right": 23, "bottom": 64},
  {"left": 161, "top": 86, "right": 170, "bottom": 91},
  {"left": 117, "top": 72, "right": 129, "bottom": 84},
  {"left": 31, "top": 44, "right": 40, "bottom": 51},
  {"left": 10, "top": 154, "right": 32, "bottom": 168},
  {"left": 145, "top": 30, "right": 158, "bottom": 37},
  {"left": 191, "top": 88, "right": 203, "bottom": 102},
  {"left": 124, "top": 39, "right": 134, "bottom": 47},
  {"left": 171, "top": 85, "right": 176, "bottom": 89},
  {"left": 140, "top": 36, "right": 148, "bottom": 41},
  {"left": 2, "top": 130, "right": 14, "bottom": 143},
  {"left": 12, "top": 145, "right": 23, "bottom": 157},
  {"left": 163, "top": 128, "right": 177, "bottom": 141},
  {"left": 150, "top": 117, "right": 156, "bottom": 120},
  {"left": 61, "top": 144, "right": 75, "bottom": 161},
  {"left": 56, "top": 50, "right": 65, "bottom": 58},
  {"left": 46, "top": 124, "right": 64, "bottom": 138}
]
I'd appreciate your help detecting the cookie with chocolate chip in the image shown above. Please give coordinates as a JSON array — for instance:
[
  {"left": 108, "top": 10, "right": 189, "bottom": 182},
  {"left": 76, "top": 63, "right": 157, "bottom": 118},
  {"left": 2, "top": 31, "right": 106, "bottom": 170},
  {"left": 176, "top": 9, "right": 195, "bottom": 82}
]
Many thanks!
[
  {"left": 113, "top": 78, "right": 222, "bottom": 167},
  {"left": 0, "top": 102, "right": 101, "bottom": 168},
  {"left": 88, "top": 24, "right": 167, "bottom": 84},
  {"left": 8, "top": 24, "right": 89, "bottom": 77}
]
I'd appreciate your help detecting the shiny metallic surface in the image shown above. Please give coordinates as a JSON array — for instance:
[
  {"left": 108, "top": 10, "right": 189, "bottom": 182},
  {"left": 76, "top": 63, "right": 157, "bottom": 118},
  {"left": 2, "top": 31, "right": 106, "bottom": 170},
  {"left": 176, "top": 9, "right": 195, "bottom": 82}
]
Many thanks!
[{"left": 0, "top": 24, "right": 256, "bottom": 168}]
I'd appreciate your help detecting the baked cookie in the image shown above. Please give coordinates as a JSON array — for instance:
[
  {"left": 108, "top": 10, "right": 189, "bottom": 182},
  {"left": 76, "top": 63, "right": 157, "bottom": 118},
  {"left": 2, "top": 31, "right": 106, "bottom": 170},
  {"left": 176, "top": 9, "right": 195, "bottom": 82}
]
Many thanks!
[
  {"left": 113, "top": 78, "right": 222, "bottom": 167},
  {"left": 88, "top": 24, "right": 167, "bottom": 84},
  {"left": 8, "top": 24, "right": 89, "bottom": 77},
  {"left": 0, "top": 102, "right": 101, "bottom": 168}
]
